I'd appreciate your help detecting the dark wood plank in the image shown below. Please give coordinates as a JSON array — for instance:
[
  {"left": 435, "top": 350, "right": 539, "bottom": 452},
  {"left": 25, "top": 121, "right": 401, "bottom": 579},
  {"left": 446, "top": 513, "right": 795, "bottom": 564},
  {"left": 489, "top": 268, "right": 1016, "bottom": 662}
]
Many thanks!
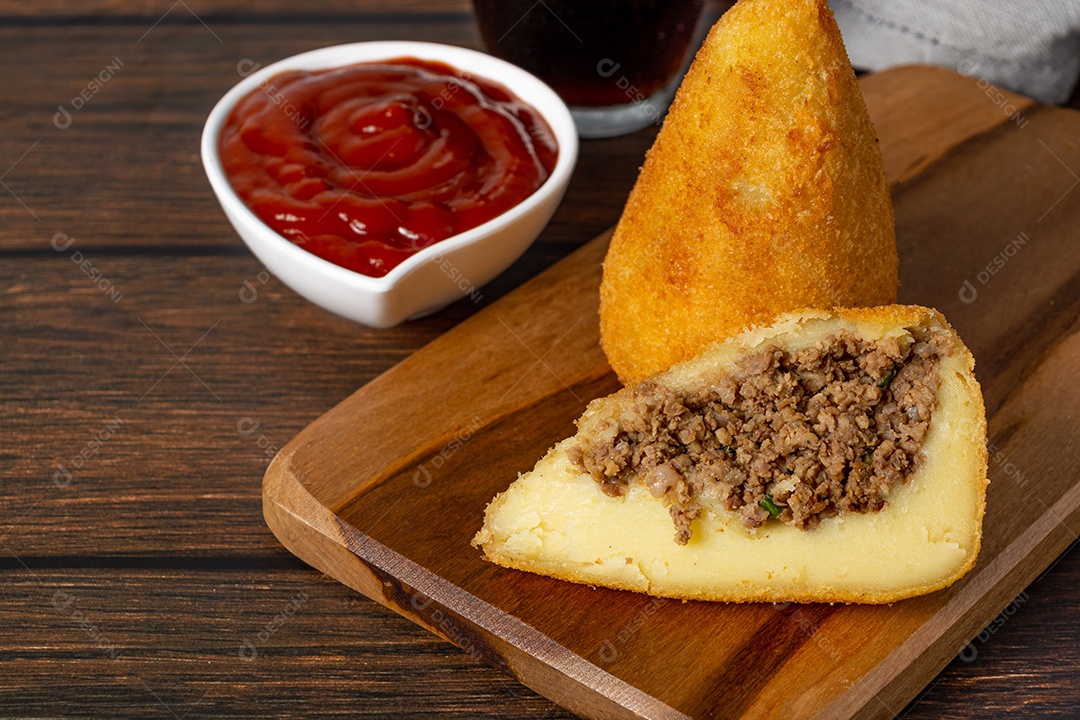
[
  {"left": 0, "top": 559, "right": 1073, "bottom": 718},
  {"left": 0, "top": 569, "right": 575, "bottom": 718},
  {"left": 0, "top": 240, "right": 571, "bottom": 718},
  {"left": 0, "top": 0, "right": 471, "bottom": 18},
  {"left": 0, "top": 241, "right": 593, "bottom": 557}
]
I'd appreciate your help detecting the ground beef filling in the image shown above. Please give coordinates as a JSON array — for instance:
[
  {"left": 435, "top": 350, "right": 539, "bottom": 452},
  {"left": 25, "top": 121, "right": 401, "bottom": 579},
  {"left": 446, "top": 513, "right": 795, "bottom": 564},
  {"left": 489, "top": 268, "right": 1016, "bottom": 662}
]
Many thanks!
[{"left": 569, "top": 332, "right": 948, "bottom": 544}]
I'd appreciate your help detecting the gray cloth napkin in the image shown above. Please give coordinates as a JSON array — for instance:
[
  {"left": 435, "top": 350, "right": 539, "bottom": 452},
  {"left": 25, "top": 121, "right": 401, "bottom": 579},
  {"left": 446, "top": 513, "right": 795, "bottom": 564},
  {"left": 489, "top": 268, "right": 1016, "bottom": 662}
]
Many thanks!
[{"left": 830, "top": 0, "right": 1080, "bottom": 103}]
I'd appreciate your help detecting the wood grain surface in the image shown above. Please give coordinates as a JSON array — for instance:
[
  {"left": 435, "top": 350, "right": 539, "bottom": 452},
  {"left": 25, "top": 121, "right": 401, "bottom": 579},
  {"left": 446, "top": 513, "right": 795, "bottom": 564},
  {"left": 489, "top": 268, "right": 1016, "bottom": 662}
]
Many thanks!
[
  {"left": 263, "top": 66, "right": 1080, "bottom": 719},
  {"left": 2, "top": 2, "right": 1079, "bottom": 718}
]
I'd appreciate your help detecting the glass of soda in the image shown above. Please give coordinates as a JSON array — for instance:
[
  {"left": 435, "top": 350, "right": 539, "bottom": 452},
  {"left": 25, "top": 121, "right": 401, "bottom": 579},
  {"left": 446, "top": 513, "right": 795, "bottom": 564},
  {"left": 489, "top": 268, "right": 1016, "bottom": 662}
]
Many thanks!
[{"left": 473, "top": 0, "right": 706, "bottom": 138}]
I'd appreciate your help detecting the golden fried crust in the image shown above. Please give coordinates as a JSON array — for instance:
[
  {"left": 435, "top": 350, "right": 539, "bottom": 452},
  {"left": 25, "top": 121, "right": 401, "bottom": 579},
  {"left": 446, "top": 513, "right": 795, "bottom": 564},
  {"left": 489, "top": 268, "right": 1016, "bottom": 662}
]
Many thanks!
[{"left": 600, "top": 0, "right": 898, "bottom": 383}]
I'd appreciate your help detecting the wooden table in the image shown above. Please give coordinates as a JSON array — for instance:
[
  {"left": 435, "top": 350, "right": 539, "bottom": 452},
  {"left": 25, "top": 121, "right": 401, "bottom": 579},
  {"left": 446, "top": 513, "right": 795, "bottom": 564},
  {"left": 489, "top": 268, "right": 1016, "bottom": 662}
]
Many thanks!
[{"left": 2, "top": 1, "right": 1078, "bottom": 717}]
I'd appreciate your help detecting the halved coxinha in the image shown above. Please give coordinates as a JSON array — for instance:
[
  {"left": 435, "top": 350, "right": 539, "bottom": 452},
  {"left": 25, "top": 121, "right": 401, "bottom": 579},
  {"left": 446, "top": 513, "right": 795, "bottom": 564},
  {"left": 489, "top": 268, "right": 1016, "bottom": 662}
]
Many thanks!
[{"left": 474, "top": 307, "right": 988, "bottom": 604}]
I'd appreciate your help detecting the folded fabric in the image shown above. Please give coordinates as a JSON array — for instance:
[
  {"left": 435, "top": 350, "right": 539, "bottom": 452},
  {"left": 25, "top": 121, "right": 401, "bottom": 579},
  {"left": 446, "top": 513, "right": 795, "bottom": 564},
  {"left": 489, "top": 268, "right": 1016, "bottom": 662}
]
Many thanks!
[{"left": 830, "top": 0, "right": 1080, "bottom": 103}]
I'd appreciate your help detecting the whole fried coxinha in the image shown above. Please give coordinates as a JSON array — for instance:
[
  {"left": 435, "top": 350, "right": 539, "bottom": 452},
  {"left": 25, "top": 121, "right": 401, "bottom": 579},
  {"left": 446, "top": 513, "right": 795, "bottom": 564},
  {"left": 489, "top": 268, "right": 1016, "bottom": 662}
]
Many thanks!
[
  {"left": 474, "top": 0, "right": 988, "bottom": 604},
  {"left": 600, "top": 0, "right": 898, "bottom": 384},
  {"left": 474, "top": 307, "right": 988, "bottom": 604}
]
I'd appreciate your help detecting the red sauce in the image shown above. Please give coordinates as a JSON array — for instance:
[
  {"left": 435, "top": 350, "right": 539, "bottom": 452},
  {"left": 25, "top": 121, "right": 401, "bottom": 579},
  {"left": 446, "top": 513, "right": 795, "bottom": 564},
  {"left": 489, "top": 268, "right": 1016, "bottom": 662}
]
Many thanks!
[{"left": 220, "top": 58, "right": 558, "bottom": 277}]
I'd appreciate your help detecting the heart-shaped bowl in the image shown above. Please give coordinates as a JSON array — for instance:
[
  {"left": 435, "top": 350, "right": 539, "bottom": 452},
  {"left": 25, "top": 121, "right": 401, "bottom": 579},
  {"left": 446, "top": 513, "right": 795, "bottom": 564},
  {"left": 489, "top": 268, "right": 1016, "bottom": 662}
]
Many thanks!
[{"left": 202, "top": 41, "right": 578, "bottom": 327}]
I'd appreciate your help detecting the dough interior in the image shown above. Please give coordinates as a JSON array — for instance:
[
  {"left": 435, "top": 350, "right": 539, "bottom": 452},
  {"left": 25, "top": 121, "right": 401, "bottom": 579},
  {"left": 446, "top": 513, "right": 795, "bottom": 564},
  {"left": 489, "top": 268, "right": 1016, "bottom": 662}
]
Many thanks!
[{"left": 473, "top": 307, "right": 988, "bottom": 604}]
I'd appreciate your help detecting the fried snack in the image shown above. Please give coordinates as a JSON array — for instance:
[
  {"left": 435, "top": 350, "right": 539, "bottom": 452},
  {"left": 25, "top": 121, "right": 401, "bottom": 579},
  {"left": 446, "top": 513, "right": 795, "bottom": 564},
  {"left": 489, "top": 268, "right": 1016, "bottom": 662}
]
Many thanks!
[
  {"left": 600, "top": 0, "right": 898, "bottom": 383},
  {"left": 474, "top": 307, "right": 987, "bottom": 604}
]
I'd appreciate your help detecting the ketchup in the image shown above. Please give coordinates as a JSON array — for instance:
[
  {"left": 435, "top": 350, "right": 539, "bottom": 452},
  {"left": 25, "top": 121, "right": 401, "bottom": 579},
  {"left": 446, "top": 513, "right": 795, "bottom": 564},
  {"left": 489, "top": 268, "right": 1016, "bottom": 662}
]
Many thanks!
[{"left": 220, "top": 58, "right": 558, "bottom": 278}]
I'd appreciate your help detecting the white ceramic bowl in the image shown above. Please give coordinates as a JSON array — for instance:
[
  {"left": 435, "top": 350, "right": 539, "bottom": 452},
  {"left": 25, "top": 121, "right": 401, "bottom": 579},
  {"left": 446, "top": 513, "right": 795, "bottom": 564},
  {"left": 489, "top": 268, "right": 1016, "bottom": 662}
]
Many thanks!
[{"left": 201, "top": 41, "right": 578, "bottom": 328}]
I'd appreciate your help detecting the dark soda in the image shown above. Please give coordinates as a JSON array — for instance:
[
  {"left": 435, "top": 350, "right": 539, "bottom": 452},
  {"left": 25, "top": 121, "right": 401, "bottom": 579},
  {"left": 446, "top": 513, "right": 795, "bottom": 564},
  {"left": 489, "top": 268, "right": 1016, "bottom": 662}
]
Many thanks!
[{"left": 473, "top": 0, "right": 704, "bottom": 108}]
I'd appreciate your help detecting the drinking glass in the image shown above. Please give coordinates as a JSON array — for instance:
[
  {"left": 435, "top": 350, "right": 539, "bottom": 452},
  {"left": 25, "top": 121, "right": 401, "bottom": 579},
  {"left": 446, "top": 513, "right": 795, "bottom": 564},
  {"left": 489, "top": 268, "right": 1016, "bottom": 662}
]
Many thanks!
[{"left": 473, "top": 0, "right": 706, "bottom": 138}]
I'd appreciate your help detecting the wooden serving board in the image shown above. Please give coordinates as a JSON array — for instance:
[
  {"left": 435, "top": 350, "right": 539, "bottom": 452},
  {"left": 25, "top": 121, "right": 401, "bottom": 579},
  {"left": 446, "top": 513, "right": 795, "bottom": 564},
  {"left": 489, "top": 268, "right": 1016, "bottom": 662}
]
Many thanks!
[{"left": 263, "top": 66, "right": 1080, "bottom": 719}]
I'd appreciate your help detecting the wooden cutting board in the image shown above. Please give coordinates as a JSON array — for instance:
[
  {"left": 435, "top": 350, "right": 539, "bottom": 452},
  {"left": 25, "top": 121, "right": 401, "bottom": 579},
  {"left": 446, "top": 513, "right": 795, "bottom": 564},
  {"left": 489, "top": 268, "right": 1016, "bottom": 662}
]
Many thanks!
[{"left": 263, "top": 66, "right": 1080, "bottom": 719}]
